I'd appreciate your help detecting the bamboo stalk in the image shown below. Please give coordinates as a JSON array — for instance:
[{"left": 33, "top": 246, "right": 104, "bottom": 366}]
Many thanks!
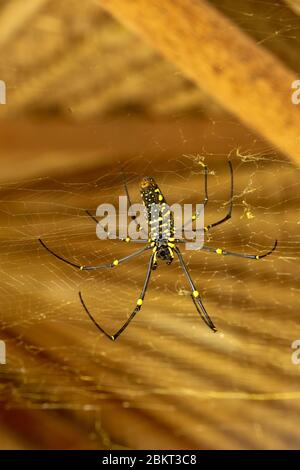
[
  {"left": 0, "top": 0, "right": 48, "bottom": 48},
  {"left": 99, "top": 0, "right": 300, "bottom": 165},
  {"left": 0, "top": 117, "right": 261, "bottom": 182}
]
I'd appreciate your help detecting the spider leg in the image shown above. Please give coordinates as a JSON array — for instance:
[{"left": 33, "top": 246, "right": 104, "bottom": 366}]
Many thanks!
[
  {"left": 171, "top": 239, "right": 278, "bottom": 261},
  {"left": 79, "top": 252, "right": 155, "bottom": 340},
  {"left": 86, "top": 210, "right": 148, "bottom": 244},
  {"left": 85, "top": 209, "right": 99, "bottom": 224},
  {"left": 174, "top": 247, "right": 217, "bottom": 332},
  {"left": 191, "top": 161, "right": 209, "bottom": 210},
  {"left": 204, "top": 161, "right": 233, "bottom": 232},
  {"left": 121, "top": 165, "right": 148, "bottom": 239},
  {"left": 201, "top": 239, "right": 277, "bottom": 260},
  {"left": 181, "top": 161, "right": 232, "bottom": 238},
  {"left": 39, "top": 238, "right": 150, "bottom": 270},
  {"left": 120, "top": 238, "right": 149, "bottom": 244},
  {"left": 182, "top": 162, "right": 208, "bottom": 233},
  {"left": 85, "top": 168, "right": 148, "bottom": 241}
]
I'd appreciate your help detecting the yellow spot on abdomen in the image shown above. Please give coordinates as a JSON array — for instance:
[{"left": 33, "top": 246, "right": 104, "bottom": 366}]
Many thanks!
[
  {"left": 113, "top": 259, "right": 119, "bottom": 266},
  {"left": 216, "top": 248, "right": 223, "bottom": 255}
]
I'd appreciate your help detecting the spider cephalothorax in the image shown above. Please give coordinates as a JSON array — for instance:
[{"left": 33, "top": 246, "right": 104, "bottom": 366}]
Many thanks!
[{"left": 39, "top": 161, "right": 277, "bottom": 341}]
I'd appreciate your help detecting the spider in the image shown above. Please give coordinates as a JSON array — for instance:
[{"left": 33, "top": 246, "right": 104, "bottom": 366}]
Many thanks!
[{"left": 39, "top": 162, "right": 277, "bottom": 340}]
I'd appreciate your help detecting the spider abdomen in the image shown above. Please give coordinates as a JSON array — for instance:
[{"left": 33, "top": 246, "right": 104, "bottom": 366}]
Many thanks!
[{"left": 140, "top": 176, "right": 175, "bottom": 241}]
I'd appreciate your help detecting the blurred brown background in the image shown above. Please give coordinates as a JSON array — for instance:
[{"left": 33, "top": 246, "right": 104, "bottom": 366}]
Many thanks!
[{"left": 0, "top": 0, "right": 299, "bottom": 449}]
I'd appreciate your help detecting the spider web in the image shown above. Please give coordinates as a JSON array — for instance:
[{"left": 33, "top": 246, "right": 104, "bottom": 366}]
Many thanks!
[
  {"left": 0, "top": 135, "right": 299, "bottom": 447},
  {"left": 0, "top": 0, "right": 300, "bottom": 451}
]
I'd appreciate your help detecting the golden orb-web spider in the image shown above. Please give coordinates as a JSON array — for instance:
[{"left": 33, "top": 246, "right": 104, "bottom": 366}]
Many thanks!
[{"left": 39, "top": 162, "right": 277, "bottom": 340}]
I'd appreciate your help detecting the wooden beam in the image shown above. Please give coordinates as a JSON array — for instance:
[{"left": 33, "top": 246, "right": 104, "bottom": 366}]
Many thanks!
[
  {"left": 0, "top": 117, "right": 267, "bottom": 181},
  {"left": 0, "top": 0, "right": 48, "bottom": 48},
  {"left": 99, "top": 0, "right": 300, "bottom": 165}
]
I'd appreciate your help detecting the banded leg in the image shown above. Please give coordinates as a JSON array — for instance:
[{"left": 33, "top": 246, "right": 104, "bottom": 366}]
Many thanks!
[
  {"left": 86, "top": 210, "right": 148, "bottom": 244},
  {"left": 79, "top": 252, "right": 155, "bottom": 340},
  {"left": 85, "top": 209, "right": 99, "bottom": 224},
  {"left": 182, "top": 162, "right": 208, "bottom": 233},
  {"left": 121, "top": 166, "right": 148, "bottom": 239},
  {"left": 86, "top": 168, "right": 148, "bottom": 240},
  {"left": 174, "top": 247, "right": 216, "bottom": 332},
  {"left": 205, "top": 161, "right": 233, "bottom": 232},
  {"left": 181, "top": 161, "right": 233, "bottom": 238},
  {"left": 201, "top": 240, "right": 277, "bottom": 260},
  {"left": 39, "top": 238, "right": 150, "bottom": 270}
]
